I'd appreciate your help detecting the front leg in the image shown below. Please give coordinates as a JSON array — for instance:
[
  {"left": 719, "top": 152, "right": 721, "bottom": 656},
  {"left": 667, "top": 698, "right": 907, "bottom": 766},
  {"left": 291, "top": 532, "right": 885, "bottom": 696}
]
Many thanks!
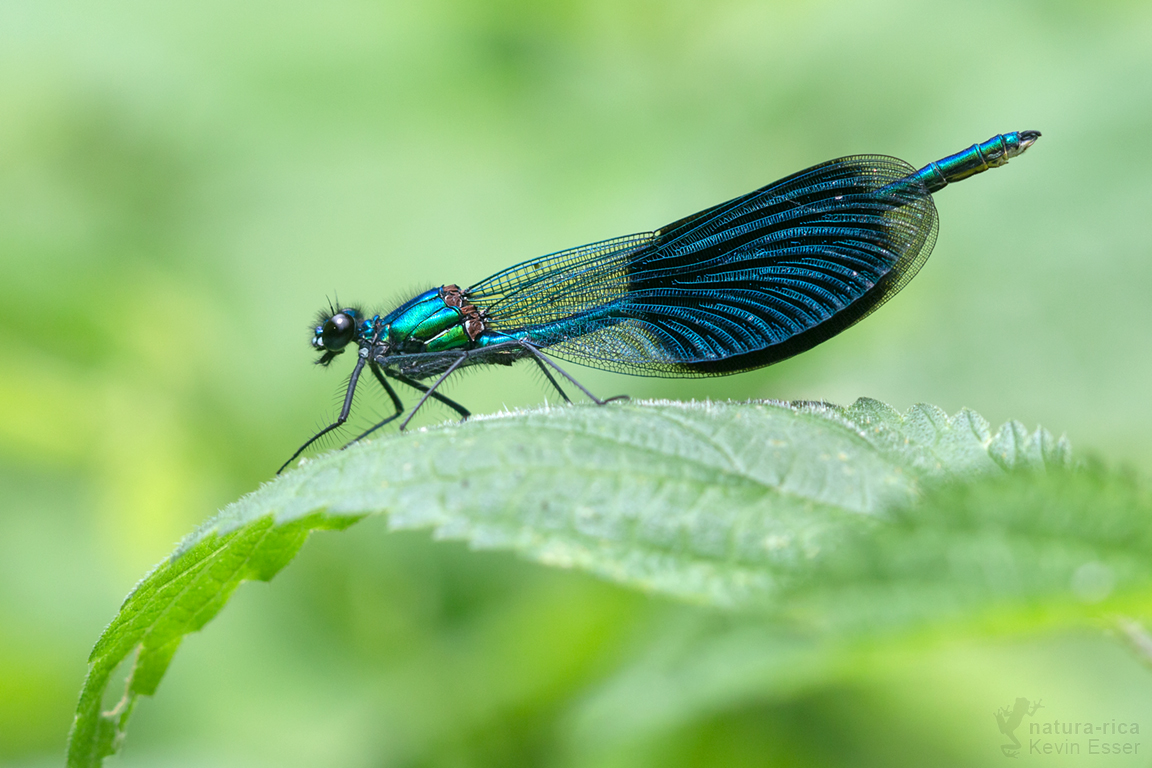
[
  {"left": 278, "top": 353, "right": 369, "bottom": 473},
  {"left": 342, "top": 364, "right": 407, "bottom": 447}
]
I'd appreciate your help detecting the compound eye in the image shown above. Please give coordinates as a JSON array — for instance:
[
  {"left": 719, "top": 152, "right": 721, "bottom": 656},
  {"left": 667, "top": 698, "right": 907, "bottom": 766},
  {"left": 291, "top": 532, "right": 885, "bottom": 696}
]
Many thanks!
[{"left": 321, "top": 312, "right": 356, "bottom": 351}]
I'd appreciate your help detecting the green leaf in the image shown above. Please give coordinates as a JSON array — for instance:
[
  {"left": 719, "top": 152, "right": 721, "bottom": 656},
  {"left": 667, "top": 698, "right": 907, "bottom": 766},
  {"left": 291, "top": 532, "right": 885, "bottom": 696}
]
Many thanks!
[
  {"left": 67, "top": 398, "right": 1071, "bottom": 767},
  {"left": 779, "top": 462, "right": 1152, "bottom": 634},
  {"left": 67, "top": 513, "right": 361, "bottom": 768},
  {"left": 565, "top": 468, "right": 1152, "bottom": 752}
]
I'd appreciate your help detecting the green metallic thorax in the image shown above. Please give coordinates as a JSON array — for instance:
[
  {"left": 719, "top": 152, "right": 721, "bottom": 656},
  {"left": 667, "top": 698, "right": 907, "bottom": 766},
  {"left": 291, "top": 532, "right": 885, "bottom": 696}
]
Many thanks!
[{"left": 382, "top": 286, "right": 488, "bottom": 354}]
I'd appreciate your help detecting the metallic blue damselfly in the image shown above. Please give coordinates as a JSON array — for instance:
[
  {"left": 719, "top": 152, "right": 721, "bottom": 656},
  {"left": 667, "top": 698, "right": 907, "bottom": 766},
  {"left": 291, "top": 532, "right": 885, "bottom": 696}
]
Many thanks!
[{"left": 281, "top": 131, "right": 1040, "bottom": 472}]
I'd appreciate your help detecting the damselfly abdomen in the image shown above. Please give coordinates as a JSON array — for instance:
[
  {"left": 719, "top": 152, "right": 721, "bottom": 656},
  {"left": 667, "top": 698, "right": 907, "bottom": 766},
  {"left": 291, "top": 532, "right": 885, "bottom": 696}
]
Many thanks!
[{"left": 280, "top": 131, "right": 1040, "bottom": 472}]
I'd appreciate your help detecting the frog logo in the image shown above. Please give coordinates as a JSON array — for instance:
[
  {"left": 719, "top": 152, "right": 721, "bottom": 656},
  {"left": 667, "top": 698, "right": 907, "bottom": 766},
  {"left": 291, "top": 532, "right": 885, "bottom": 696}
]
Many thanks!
[{"left": 995, "top": 698, "right": 1044, "bottom": 757}]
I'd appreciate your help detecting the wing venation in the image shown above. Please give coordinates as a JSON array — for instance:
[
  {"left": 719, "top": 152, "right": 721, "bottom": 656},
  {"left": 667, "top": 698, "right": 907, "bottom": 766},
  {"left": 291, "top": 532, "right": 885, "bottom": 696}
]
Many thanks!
[{"left": 469, "top": 155, "right": 938, "bottom": 376}]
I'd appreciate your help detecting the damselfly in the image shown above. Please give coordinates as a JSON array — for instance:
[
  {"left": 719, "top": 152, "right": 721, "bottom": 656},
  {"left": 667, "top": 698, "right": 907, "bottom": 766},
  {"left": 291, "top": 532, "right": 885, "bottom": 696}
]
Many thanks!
[{"left": 280, "top": 131, "right": 1040, "bottom": 472}]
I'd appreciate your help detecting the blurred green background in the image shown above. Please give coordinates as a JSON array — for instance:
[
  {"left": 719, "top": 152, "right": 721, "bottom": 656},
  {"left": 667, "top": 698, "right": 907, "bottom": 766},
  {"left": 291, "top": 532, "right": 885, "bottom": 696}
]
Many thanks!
[{"left": 2, "top": 0, "right": 1152, "bottom": 765}]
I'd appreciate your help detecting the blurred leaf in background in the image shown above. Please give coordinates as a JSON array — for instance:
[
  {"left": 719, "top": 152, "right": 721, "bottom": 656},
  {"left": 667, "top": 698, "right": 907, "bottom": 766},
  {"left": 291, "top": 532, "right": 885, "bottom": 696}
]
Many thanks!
[{"left": 1, "top": 0, "right": 1151, "bottom": 766}]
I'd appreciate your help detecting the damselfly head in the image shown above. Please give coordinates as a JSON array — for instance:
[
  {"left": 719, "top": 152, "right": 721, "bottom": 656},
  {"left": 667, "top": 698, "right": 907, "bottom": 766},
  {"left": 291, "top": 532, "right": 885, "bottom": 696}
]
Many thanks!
[{"left": 312, "top": 307, "right": 363, "bottom": 365}]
